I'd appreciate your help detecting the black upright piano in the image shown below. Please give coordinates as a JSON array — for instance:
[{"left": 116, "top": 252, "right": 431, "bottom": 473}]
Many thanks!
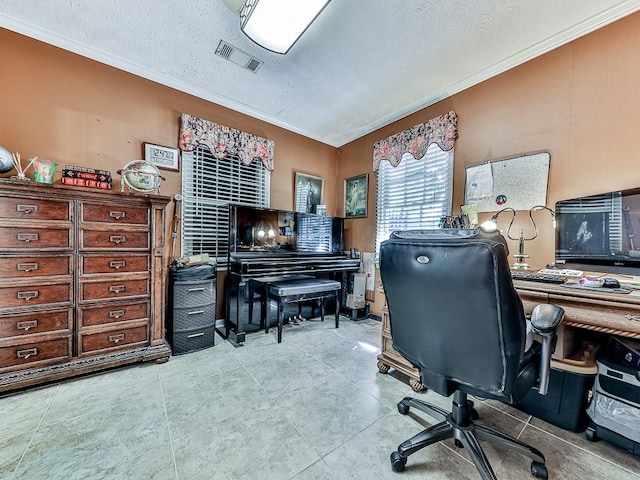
[{"left": 224, "top": 205, "right": 360, "bottom": 343}]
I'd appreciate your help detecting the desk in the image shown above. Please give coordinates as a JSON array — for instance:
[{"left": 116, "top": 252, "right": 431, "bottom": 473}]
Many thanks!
[
  {"left": 377, "top": 278, "right": 640, "bottom": 392},
  {"left": 514, "top": 279, "right": 640, "bottom": 340}
]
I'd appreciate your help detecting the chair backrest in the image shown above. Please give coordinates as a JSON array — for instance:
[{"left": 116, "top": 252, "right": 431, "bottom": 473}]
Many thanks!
[{"left": 379, "top": 228, "right": 526, "bottom": 399}]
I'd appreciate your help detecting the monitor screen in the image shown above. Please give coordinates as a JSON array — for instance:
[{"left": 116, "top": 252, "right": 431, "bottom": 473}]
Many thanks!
[{"left": 555, "top": 188, "right": 640, "bottom": 273}]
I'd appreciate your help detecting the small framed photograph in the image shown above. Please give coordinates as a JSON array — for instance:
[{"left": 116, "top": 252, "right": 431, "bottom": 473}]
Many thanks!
[
  {"left": 344, "top": 173, "right": 368, "bottom": 218},
  {"left": 294, "top": 172, "right": 324, "bottom": 214},
  {"left": 143, "top": 143, "right": 180, "bottom": 172}
]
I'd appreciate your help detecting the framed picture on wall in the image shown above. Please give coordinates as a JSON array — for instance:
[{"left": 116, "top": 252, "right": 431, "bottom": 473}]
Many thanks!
[
  {"left": 294, "top": 172, "right": 324, "bottom": 214},
  {"left": 143, "top": 143, "right": 180, "bottom": 172},
  {"left": 344, "top": 173, "right": 368, "bottom": 218}
]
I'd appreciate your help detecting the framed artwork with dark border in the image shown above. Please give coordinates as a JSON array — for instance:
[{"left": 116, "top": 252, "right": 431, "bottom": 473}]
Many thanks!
[
  {"left": 143, "top": 143, "right": 180, "bottom": 171},
  {"left": 294, "top": 172, "right": 324, "bottom": 214},
  {"left": 344, "top": 173, "right": 368, "bottom": 218}
]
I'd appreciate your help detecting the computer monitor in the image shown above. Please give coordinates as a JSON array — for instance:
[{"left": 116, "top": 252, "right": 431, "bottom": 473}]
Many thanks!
[{"left": 555, "top": 187, "right": 640, "bottom": 274}]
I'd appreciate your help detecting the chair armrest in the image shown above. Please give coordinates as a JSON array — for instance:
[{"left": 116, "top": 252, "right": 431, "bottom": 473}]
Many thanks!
[
  {"left": 529, "top": 304, "right": 564, "bottom": 395},
  {"left": 530, "top": 304, "right": 564, "bottom": 334}
]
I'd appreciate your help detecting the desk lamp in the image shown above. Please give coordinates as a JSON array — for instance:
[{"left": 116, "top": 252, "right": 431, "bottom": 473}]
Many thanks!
[{"left": 480, "top": 205, "right": 555, "bottom": 270}]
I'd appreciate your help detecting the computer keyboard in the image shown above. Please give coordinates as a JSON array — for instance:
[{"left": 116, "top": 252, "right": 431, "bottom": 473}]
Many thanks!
[{"left": 511, "top": 271, "right": 567, "bottom": 284}]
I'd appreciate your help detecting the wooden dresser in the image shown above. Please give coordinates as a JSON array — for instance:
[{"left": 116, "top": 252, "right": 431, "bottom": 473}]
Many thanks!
[{"left": 0, "top": 180, "right": 171, "bottom": 393}]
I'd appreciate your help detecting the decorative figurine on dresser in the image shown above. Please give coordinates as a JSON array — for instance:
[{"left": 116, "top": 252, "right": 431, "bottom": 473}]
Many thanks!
[{"left": 0, "top": 180, "right": 171, "bottom": 394}]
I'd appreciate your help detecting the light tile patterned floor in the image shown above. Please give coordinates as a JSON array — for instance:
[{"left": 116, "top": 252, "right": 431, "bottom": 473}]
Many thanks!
[{"left": 1, "top": 317, "right": 639, "bottom": 479}]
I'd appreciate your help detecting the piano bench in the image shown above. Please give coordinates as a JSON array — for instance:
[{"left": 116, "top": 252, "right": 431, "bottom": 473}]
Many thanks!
[
  {"left": 247, "top": 275, "right": 313, "bottom": 328},
  {"left": 265, "top": 278, "right": 342, "bottom": 343}
]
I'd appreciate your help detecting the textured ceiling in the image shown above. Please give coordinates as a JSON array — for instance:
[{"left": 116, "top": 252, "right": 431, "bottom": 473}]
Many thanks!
[{"left": 1, "top": 1, "right": 640, "bottom": 147}]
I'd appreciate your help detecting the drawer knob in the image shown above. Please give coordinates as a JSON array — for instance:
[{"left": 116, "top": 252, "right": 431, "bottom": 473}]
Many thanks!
[
  {"left": 16, "top": 320, "right": 38, "bottom": 331},
  {"left": 108, "top": 285, "right": 126, "bottom": 294},
  {"left": 16, "top": 204, "right": 39, "bottom": 214},
  {"left": 17, "top": 262, "right": 39, "bottom": 272},
  {"left": 187, "top": 310, "right": 205, "bottom": 316},
  {"left": 109, "top": 309, "right": 126, "bottom": 319},
  {"left": 109, "top": 211, "right": 126, "bottom": 220},
  {"left": 109, "top": 235, "right": 126, "bottom": 244},
  {"left": 109, "top": 333, "right": 125, "bottom": 343},
  {"left": 17, "top": 348, "right": 38, "bottom": 359},
  {"left": 187, "top": 287, "right": 205, "bottom": 292},
  {"left": 109, "top": 260, "right": 126, "bottom": 270},
  {"left": 17, "top": 290, "right": 39, "bottom": 301},
  {"left": 187, "top": 332, "right": 205, "bottom": 339},
  {"left": 17, "top": 233, "right": 39, "bottom": 243}
]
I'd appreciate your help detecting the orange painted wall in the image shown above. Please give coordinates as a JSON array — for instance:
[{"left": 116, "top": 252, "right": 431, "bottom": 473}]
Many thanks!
[
  {"left": 0, "top": 29, "right": 338, "bottom": 215},
  {"left": 338, "top": 12, "right": 640, "bottom": 316}
]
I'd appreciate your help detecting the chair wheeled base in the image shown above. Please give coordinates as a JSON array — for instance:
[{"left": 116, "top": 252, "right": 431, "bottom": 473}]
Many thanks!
[{"left": 390, "top": 391, "right": 548, "bottom": 480}]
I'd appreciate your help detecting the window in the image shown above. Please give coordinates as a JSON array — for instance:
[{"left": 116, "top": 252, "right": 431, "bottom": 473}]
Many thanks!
[
  {"left": 181, "top": 145, "right": 270, "bottom": 261},
  {"left": 375, "top": 143, "right": 454, "bottom": 254}
]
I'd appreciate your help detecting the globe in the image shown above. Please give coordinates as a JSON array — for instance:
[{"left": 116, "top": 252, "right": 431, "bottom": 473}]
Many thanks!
[
  {"left": 0, "top": 146, "right": 14, "bottom": 174},
  {"left": 120, "top": 160, "right": 161, "bottom": 192}
]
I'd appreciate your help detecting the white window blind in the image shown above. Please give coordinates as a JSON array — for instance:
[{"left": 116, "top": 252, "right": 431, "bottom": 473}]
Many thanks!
[
  {"left": 181, "top": 145, "right": 270, "bottom": 261},
  {"left": 375, "top": 143, "right": 454, "bottom": 254}
]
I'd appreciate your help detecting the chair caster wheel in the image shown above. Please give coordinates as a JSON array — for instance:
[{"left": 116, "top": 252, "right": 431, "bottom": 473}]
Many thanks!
[
  {"left": 390, "top": 451, "right": 407, "bottom": 472},
  {"left": 454, "top": 439, "right": 464, "bottom": 448},
  {"left": 397, "top": 401, "right": 410, "bottom": 415},
  {"left": 585, "top": 425, "right": 598, "bottom": 442},
  {"left": 531, "top": 461, "right": 548, "bottom": 479}
]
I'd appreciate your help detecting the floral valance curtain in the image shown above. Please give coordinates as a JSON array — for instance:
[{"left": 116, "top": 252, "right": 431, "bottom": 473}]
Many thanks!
[
  {"left": 372, "top": 111, "right": 458, "bottom": 171},
  {"left": 179, "top": 113, "right": 275, "bottom": 171}
]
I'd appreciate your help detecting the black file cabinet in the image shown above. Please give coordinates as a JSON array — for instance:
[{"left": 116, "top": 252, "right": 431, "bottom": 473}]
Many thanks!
[{"left": 168, "top": 264, "right": 216, "bottom": 355}]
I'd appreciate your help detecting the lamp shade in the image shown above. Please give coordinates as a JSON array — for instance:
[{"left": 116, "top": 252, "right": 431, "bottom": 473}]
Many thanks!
[{"left": 240, "top": 0, "right": 331, "bottom": 54}]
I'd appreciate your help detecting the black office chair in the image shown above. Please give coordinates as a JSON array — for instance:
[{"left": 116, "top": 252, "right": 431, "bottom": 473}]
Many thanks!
[{"left": 379, "top": 228, "right": 564, "bottom": 480}]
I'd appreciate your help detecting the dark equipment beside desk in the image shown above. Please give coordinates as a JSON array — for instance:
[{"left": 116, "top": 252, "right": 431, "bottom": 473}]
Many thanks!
[
  {"left": 514, "top": 350, "right": 597, "bottom": 432},
  {"left": 585, "top": 344, "right": 640, "bottom": 456},
  {"left": 380, "top": 228, "right": 563, "bottom": 480}
]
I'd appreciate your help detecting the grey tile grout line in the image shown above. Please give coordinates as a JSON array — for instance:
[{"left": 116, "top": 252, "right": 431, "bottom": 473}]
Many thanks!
[
  {"left": 157, "top": 365, "right": 181, "bottom": 480},
  {"left": 10, "top": 383, "right": 60, "bottom": 480}
]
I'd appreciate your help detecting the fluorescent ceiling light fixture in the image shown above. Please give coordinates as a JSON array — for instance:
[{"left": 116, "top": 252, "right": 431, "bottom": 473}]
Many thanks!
[{"left": 240, "top": 0, "right": 331, "bottom": 54}]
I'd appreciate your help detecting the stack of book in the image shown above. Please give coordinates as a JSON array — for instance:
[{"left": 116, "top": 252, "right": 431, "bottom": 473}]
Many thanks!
[{"left": 61, "top": 166, "right": 112, "bottom": 190}]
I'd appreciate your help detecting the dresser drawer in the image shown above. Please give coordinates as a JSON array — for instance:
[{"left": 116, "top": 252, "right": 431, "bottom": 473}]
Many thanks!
[
  {"left": 0, "top": 337, "right": 71, "bottom": 370},
  {"left": 0, "top": 196, "right": 71, "bottom": 221},
  {"left": 173, "top": 304, "right": 216, "bottom": 330},
  {"left": 79, "top": 230, "right": 150, "bottom": 250},
  {"left": 80, "top": 202, "right": 149, "bottom": 225},
  {"left": 79, "top": 301, "right": 150, "bottom": 327},
  {"left": 0, "top": 283, "right": 72, "bottom": 309},
  {"left": 0, "top": 309, "right": 72, "bottom": 338},
  {"left": 80, "top": 325, "right": 148, "bottom": 354},
  {"left": 80, "top": 254, "right": 150, "bottom": 275},
  {"left": 0, "top": 255, "right": 72, "bottom": 279},
  {"left": 0, "top": 226, "right": 72, "bottom": 250},
  {"left": 173, "top": 280, "right": 216, "bottom": 307},
  {"left": 80, "top": 278, "right": 149, "bottom": 301}
]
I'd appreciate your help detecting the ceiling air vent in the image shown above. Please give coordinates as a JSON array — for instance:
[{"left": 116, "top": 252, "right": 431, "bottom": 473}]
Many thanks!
[{"left": 215, "top": 40, "right": 263, "bottom": 73}]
